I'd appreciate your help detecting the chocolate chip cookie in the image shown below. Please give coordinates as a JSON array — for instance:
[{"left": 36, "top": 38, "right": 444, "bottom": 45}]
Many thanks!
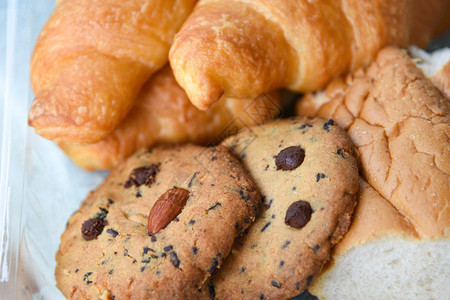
[
  {"left": 55, "top": 144, "right": 261, "bottom": 299},
  {"left": 205, "top": 117, "right": 359, "bottom": 299}
]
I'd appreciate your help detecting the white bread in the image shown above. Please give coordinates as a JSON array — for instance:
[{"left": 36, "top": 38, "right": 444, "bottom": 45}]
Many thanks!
[
  {"left": 310, "top": 180, "right": 450, "bottom": 299},
  {"left": 410, "top": 46, "right": 450, "bottom": 98},
  {"left": 296, "top": 47, "right": 450, "bottom": 299}
]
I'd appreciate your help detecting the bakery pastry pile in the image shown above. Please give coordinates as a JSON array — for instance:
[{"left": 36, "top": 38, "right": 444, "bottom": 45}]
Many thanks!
[{"left": 27, "top": 0, "right": 449, "bottom": 299}]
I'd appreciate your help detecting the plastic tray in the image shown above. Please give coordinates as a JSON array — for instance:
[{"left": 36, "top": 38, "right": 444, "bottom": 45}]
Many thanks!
[{"left": 0, "top": 1, "right": 107, "bottom": 299}]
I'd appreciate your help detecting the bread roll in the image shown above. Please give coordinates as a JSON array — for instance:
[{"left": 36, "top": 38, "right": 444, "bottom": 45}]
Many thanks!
[
  {"left": 297, "top": 47, "right": 450, "bottom": 298},
  {"left": 297, "top": 47, "right": 450, "bottom": 239}
]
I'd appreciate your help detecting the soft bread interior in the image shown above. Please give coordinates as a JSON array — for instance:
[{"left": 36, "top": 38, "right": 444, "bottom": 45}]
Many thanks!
[
  {"left": 409, "top": 46, "right": 450, "bottom": 77},
  {"left": 314, "top": 238, "right": 450, "bottom": 300}
]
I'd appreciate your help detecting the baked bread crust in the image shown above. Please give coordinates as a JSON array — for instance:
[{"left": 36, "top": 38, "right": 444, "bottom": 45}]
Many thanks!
[
  {"left": 58, "top": 66, "right": 281, "bottom": 171},
  {"left": 169, "top": 0, "right": 449, "bottom": 109},
  {"left": 29, "top": 0, "right": 197, "bottom": 144},
  {"left": 297, "top": 47, "right": 450, "bottom": 239}
]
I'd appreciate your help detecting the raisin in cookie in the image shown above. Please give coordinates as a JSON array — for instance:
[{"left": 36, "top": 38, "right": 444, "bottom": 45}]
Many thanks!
[
  {"left": 204, "top": 117, "right": 359, "bottom": 299},
  {"left": 55, "top": 144, "right": 261, "bottom": 299}
]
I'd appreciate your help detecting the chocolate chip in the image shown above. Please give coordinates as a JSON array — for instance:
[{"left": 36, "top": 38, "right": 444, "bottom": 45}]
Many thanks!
[
  {"left": 108, "top": 199, "right": 114, "bottom": 204},
  {"left": 188, "top": 172, "right": 199, "bottom": 188},
  {"left": 164, "top": 245, "right": 173, "bottom": 252},
  {"left": 275, "top": 146, "right": 305, "bottom": 171},
  {"left": 296, "top": 282, "right": 300, "bottom": 290},
  {"left": 124, "top": 164, "right": 160, "bottom": 188},
  {"left": 96, "top": 208, "right": 108, "bottom": 220},
  {"left": 75, "top": 269, "right": 79, "bottom": 273},
  {"left": 279, "top": 261, "right": 284, "bottom": 268},
  {"left": 260, "top": 294, "right": 266, "bottom": 300},
  {"left": 136, "top": 192, "right": 142, "bottom": 198},
  {"left": 83, "top": 272, "right": 92, "bottom": 283},
  {"left": 285, "top": 200, "right": 312, "bottom": 229},
  {"left": 207, "top": 258, "right": 219, "bottom": 273},
  {"left": 313, "top": 245, "right": 320, "bottom": 253},
  {"left": 307, "top": 275, "right": 314, "bottom": 286},
  {"left": 239, "top": 190, "right": 250, "bottom": 201},
  {"left": 260, "top": 222, "right": 271, "bottom": 232},
  {"left": 271, "top": 280, "right": 281, "bottom": 288},
  {"left": 170, "top": 251, "right": 180, "bottom": 268},
  {"left": 316, "top": 173, "right": 326, "bottom": 182},
  {"left": 264, "top": 198, "right": 273, "bottom": 210},
  {"left": 211, "top": 156, "right": 217, "bottom": 161},
  {"left": 208, "top": 203, "right": 221, "bottom": 210},
  {"left": 323, "top": 119, "right": 334, "bottom": 132},
  {"left": 189, "top": 219, "right": 196, "bottom": 225},
  {"left": 109, "top": 269, "right": 114, "bottom": 275},
  {"left": 140, "top": 266, "right": 146, "bottom": 272},
  {"left": 81, "top": 218, "right": 106, "bottom": 241},
  {"left": 298, "top": 123, "right": 313, "bottom": 130},
  {"left": 282, "top": 241, "right": 291, "bottom": 249},
  {"left": 240, "top": 266, "right": 246, "bottom": 273},
  {"left": 151, "top": 236, "right": 157, "bottom": 242},
  {"left": 106, "top": 228, "right": 118, "bottom": 238},
  {"left": 191, "top": 247, "right": 198, "bottom": 255},
  {"left": 207, "top": 282, "right": 215, "bottom": 299},
  {"left": 337, "top": 149, "right": 346, "bottom": 158},
  {"left": 143, "top": 247, "right": 154, "bottom": 255}
]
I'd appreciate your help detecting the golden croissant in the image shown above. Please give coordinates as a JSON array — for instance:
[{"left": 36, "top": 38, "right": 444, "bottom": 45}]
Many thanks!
[
  {"left": 169, "top": 0, "right": 450, "bottom": 110},
  {"left": 29, "top": 0, "right": 197, "bottom": 144},
  {"left": 59, "top": 66, "right": 281, "bottom": 171}
]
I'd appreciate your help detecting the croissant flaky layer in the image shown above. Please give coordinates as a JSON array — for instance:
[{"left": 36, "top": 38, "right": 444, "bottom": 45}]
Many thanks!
[
  {"left": 169, "top": 0, "right": 449, "bottom": 110},
  {"left": 29, "top": 0, "right": 197, "bottom": 144},
  {"left": 296, "top": 47, "right": 450, "bottom": 239},
  {"left": 59, "top": 66, "right": 281, "bottom": 171}
]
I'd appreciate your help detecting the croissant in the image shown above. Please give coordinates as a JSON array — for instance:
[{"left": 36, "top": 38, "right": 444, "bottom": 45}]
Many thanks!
[
  {"left": 29, "top": 0, "right": 197, "bottom": 144},
  {"left": 169, "top": 0, "right": 450, "bottom": 110},
  {"left": 296, "top": 47, "right": 450, "bottom": 239},
  {"left": 59, "top": 66, "right": 281, "bottom": 171}
]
